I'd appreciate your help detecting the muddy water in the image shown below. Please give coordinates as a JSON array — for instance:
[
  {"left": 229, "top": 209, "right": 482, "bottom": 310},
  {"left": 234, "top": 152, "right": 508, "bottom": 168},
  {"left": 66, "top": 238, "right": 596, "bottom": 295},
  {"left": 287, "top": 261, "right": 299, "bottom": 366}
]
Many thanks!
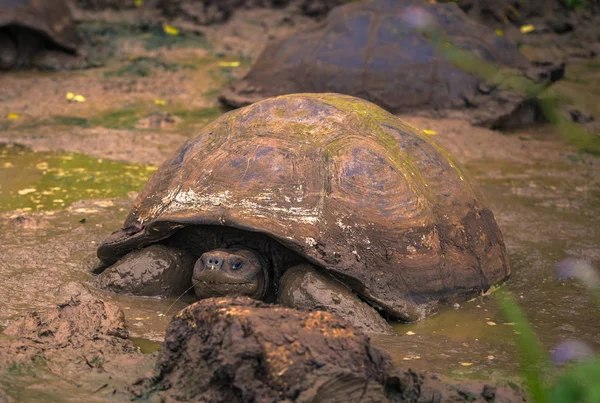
[
  {"left": 374, "top": 157, "right": 600, "bottom": 379},
  {"left": 1, "top": 138, "right": 598, "bottom": 383}
]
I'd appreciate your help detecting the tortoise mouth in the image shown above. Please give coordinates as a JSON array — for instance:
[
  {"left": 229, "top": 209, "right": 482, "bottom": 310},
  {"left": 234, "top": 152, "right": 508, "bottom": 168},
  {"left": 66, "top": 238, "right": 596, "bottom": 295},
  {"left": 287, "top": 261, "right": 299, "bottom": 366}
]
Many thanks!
[
  {"left": 193, "top": 280, "right": 260, "bottom": 299},
  {"left": 194, "top": 280, "right": 253, "bottom": 285}
]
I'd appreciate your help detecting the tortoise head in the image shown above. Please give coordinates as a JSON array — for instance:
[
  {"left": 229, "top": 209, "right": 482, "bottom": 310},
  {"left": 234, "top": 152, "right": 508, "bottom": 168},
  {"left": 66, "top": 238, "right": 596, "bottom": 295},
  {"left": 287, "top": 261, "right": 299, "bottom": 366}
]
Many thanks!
[{"left": 192, "top": 247, "right": 269, "bottom": 300}]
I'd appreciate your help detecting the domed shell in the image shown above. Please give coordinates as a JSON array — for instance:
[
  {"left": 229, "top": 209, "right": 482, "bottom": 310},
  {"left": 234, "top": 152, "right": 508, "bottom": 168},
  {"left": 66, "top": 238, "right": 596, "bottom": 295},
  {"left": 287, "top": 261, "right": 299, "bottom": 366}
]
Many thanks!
[
  {"left": 98, "top": 93, "right": 510, "bottom": 321},
  {"left": 219, "top": 0, "right": 531, "bottom": 125},
  {"left": 0, "top": 0, "right": 80, "bottom": 52}
]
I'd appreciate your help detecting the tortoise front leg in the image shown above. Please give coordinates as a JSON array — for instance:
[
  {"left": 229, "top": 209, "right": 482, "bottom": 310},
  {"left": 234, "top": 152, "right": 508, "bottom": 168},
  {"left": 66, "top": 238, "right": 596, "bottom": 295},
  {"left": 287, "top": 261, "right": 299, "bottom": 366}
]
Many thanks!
[
  {"left": 278, "top": 264, "right": 392, "bottom": 334},
  {"left": 91, "top": 245, "right": 196, "bottom": 297}
]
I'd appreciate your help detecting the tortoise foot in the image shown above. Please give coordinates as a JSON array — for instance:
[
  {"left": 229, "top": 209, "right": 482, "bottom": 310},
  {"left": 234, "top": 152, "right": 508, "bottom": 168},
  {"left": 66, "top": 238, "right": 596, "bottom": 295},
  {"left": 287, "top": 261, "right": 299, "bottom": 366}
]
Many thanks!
[{"left": 278, "top": 264, "right": 393, "bottom": 334}]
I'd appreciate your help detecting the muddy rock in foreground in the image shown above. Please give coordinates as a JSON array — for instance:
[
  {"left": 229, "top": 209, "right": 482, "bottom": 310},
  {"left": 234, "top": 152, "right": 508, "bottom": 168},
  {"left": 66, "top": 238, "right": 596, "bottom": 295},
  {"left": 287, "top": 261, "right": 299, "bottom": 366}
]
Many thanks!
[
  {"left": 135, "top": 297, "right": 525, "bottom": 402},
  {"left": 0, "top": 283, "right": 152, "bottom": 401}
]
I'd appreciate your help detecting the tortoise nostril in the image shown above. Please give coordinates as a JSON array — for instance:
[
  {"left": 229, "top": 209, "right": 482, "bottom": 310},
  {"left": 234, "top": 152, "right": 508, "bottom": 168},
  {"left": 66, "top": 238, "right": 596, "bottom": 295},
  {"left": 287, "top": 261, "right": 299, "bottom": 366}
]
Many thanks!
[{"left": 203, "top": 255, "right": 223, "bottom": 268}]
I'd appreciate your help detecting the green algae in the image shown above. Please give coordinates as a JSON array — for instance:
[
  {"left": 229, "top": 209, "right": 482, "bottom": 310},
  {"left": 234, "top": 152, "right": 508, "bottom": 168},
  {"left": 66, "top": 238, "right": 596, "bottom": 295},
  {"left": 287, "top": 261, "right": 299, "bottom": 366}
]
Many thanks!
[
  {"left": 0, "top": 144, "right": 155, "bottom": 212},
  {"left": 8, "top": 105, "right": 219, "bottom": 133},
  {"left": 78, "top": 21, "right": 210, "bottom": 66},
  {"left": 103, "top": 56, "right": 195, "bottom": 78}
]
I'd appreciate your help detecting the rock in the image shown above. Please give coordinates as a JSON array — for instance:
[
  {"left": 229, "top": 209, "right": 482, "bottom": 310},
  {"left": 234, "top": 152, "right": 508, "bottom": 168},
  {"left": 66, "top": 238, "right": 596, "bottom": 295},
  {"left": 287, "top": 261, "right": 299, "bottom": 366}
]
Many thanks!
[
  {"left": 548, "top": 18, "right": 575, "bottom": 34},
  {"left": 135, "top": 112, "right": 181, "bottom": 129},
  {"left": 138, "top": 296, "right": 393, "bottom": 401},
  {"left": 135, "top": 297, "right": 526, "bottom": 402},
  {"left": 3, "top": 282, "right": 129, "bottom": 349},
  {"left": 0, "top": 283, "right": 152, "bottom": 400}
]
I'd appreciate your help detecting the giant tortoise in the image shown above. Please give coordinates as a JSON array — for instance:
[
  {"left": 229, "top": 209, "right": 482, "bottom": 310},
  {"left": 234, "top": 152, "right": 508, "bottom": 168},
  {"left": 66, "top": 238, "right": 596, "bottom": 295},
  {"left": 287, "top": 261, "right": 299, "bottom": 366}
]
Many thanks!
[
  {"left": 219, "top": 0, "right": 558, "bottom": 127},
  {"left": 0, "top": 0, "right": 80, "bottom": 70},
  {"left": 92, "top": 93, "right": 510, "bottom": 332}
]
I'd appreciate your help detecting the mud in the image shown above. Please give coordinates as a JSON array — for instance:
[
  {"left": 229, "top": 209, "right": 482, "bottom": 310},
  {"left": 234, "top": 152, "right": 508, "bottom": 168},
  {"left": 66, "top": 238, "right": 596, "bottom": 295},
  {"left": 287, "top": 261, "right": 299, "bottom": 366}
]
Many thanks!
[
  {"left": 157, "top": 0, "right": 343, "bottom": 25},
  {"left": 0, "top": 282, "right": 154, "bottom": 402},
  {"left": 447, "top": 0, "right": 600, "bottom": 64},
  {"left": 135, "top": 297, "right": 525, "bottom": 402},
  {"left": 0, "top": 3, "right": 599, "bottom": 402}
]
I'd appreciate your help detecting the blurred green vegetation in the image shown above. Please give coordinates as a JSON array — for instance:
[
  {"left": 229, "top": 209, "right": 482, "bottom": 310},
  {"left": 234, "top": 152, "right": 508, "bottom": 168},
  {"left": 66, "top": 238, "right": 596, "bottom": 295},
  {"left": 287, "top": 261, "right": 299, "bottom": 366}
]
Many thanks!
[
  {"left": 497, "top": 265, "right": 600, "bottom": 403},
  {"left": 77, "top": 21, "right": 210, "bottom": 67},
  {"left": 560, "top": 0, "right": 587, "bottom": 9},
  {"left": 428, "top": 30, "right": 600, "bottom": 155}
]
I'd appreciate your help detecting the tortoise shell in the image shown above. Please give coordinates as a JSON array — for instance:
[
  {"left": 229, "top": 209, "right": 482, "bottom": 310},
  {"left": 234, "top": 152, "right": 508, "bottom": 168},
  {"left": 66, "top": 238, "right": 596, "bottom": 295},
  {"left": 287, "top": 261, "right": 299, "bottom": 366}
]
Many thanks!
[
  {"left": 219, "top": 0, "right": 533, "bottom": 126},
  {"left": 0, "top": 0, "right": 80, "bottom": 52},
  {"left": 98, "top": 93, "right": 510, "bottom": 321}
]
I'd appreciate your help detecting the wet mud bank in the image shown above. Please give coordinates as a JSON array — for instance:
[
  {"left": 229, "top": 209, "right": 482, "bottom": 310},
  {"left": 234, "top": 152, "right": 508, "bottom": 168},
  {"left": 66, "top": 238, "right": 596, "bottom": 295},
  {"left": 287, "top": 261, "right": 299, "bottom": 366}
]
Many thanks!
[
  {"left": 0, "top": 283, "right": 155, "bottom": 402},
  {"left": 0, "top": 293, "right": 526, "bottom": 402},
  {"left": 0, "top": 1, "right": 599, "bottom": 401}
]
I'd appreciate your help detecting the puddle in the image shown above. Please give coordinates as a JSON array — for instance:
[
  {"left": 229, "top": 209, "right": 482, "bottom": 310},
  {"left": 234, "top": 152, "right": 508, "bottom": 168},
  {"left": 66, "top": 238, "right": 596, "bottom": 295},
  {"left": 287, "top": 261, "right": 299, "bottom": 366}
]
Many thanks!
[
  {"left": 131, "top": 337, "right": 163, "bottom": 354},
  {"left": 370, "top": 158, "right": 600, "bottom": 380},
  {"left": 0, "top": 144, "right": 155, "bottom": 212}
]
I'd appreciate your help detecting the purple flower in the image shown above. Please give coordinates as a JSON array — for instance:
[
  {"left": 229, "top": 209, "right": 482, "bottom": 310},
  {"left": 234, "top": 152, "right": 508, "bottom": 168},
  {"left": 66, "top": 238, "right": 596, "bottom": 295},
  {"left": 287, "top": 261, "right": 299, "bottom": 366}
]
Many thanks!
[
  {"left": 551, "top": 339, "right": 596, "bottom": 365},
  {"left": 555, "top": 257, "right": 599, "bottom": 289}
]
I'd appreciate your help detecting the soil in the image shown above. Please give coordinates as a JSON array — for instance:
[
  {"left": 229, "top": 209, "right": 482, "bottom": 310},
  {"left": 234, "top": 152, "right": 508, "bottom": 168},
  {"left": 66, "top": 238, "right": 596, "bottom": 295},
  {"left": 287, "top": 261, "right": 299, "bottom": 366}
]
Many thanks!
[
  {"left": 0, "top": 282, "right": 154, "bottom": 402},
  {"left": 156, "top": 0, "right": 344, "bottom": 25},
  {"left": 135, "top": 296, "right": 525, "bottom": 402},
  {"left": 0, "top": 1, "right": 599, "bottom": 401}
]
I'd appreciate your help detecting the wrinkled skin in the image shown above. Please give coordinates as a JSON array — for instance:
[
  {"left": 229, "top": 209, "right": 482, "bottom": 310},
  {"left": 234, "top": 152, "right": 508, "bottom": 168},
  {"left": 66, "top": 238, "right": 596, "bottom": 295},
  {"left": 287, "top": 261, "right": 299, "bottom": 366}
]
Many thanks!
[{"left": 193, "top": 247, "right": 268, "bottom": 299}]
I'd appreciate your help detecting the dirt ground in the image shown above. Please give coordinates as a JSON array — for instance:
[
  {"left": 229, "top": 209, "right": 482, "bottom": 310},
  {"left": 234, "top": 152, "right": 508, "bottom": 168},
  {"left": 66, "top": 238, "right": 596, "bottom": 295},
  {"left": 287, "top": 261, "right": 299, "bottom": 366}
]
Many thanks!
[{"left": 0, "top": 1, "right": 599, "bottom": 402}]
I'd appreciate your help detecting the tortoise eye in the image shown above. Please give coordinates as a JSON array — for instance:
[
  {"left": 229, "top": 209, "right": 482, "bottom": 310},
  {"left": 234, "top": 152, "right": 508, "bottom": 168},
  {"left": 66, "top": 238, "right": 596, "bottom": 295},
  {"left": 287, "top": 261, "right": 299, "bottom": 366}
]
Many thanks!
[{"left": 231, "top": 261, "right": 243, "bottom": 270}]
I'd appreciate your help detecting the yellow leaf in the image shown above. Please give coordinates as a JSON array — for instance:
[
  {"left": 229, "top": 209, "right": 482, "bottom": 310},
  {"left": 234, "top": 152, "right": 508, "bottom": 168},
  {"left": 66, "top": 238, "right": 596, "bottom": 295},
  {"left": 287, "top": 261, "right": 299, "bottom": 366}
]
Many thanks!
[
  {"left": 495, "top": 29, "right": 504, "bottom": 36},
  {"left": 7, "top": 113, "right": 19, "bottom": 120},
  {"left": 486, "top": 321, "right": 497, "bottom": 326},
  {"left": 2, "top": 162, "right": 14, "bottom": 168},
  {"left": 405, "top": 331, "right": 415, "bottom": 335},
  {"left": 134, "top": 0, "right": 143, "bottom": 6},
  {"left": 488, "top": 355, "right": 495, "bottom": 360},
  {"left": 520, "top": 24, "right": 535, "bottom": 34},
  {"left": 218, "top": 61, "right": 241, "bottom": 67},
  {"left": 17, "top": 188, "right": 36, "bottom": 195},
  {"left": 460, "top": 362, "right": 473, "bottom": 366},
  {"left": 35, "top": 162, "right": 49, "bottom": 170},
  {"left": 66, "top": 92, "right": 85, "bottom": 102},
  {"left": 154, "top": 99, "right": 167, "bottom": 106},
  {"left": 163, "top": 24, "right": 179, "bottom": 36},
  {"left": 423, "top": 129, "right": 437, "bottom": 135}
]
